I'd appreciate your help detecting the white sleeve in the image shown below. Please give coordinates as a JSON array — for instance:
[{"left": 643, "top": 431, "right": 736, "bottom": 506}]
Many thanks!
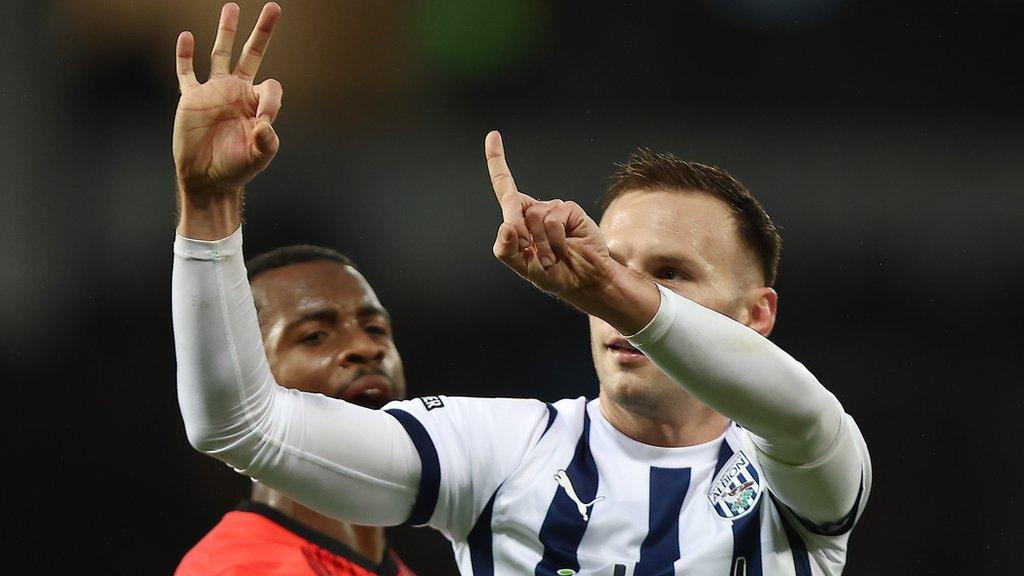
[
  {"left": 626, "top": 284, "right": 870, "bottom": 528},
  {"left": 381, "top": 395, "right": 552, "bottom": 541},
  {"left": 172, "top": 228, "right": 421, "bottom": 526}
]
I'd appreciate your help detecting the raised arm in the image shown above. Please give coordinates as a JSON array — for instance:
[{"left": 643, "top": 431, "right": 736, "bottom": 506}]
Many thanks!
[
  {"left": 484, "top": 132, "right": 868, "bottom": 527},
  {"left": 173, "top": 2, "right": 283, "bottom": 239},
  {"left": 171, "top": 3, "right": 420, "bottom": 525}
]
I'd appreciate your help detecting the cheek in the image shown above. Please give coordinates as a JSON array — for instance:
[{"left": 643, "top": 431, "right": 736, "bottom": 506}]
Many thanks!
[
  {"left": 274, "top": 349, "right": 335, "bottom": 392},
  {"left": 588, "top": 316, "right": 609, "bottom": 348},
  {"left": 675, "top": 279, "right": 735, "bottom": 317}
]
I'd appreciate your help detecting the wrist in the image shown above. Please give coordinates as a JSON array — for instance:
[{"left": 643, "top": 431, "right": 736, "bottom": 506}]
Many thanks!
[
  {"left": 573, "top": 259, "right": 661, "bottom": 335},
  {"left": 176, "top": 183, "right": 243, "bottom": 241}
]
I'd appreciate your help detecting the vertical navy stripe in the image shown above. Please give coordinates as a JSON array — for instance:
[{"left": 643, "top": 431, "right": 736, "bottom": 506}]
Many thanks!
[
  {"left": 771, "top": 493, "right": 812, "bottom": 576},
  {"left": 730, "top": 499, "right": 763, "bottom": 576},
  {"left": 384, "top": 409, "right": 441, "bottom": 526},
  {"left": 634, "top": 467, "right": 691, "bottom": 576},
  {"left": 467, "top": 489, "right": 500, "bottom": 576},
  {"left": 542, "top": 403, "right": 558, "bottom": 437},
  {"left": 534, "top": 411, "right": 599, "bottom": 576},
  {"left": 713, "top": 439, "right": 734, "bottom": 477}
]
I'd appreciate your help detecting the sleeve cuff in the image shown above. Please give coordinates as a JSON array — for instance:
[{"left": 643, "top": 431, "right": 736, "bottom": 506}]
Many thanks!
[
  {"left": 173, "top": 226, "right": 243, "bottom": 261},
  {"left": 384, "top": 408, "right": 441, "bottom": 526},
  {"left": 624, "top": 283, "right": 679, "bottom": 346}
]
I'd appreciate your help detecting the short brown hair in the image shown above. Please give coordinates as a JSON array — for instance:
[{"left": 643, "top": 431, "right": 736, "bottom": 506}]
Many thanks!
[{"left": 601, "top": 149, "right": 782, "bottom": 286}]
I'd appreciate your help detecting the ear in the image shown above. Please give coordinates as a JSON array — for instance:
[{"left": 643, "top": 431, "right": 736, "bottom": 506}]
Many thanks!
[{"left": 744, "top": 286, "right": 778, "bottom": 337}]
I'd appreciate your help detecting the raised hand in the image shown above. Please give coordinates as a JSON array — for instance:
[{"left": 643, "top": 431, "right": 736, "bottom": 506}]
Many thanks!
[
  {"left": 173, "top": 3, "right": 282, "bottom": 197},
  {"left": 485, "top": 131, "right": 660, "bottom": 333},
  {"left": 486, "top": 131, "right": 618, "bottom": 303}
]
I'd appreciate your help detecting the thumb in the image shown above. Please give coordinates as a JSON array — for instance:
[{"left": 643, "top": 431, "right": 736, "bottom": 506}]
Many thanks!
[
  {"left": 251, "top": 121, "right": 280, "bottom": 169},
  {"left": 493, "top": 222, "right": 529, "bottom": 275}
]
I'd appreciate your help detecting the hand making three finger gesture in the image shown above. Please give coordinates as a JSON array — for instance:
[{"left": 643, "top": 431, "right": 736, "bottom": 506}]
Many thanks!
[{"left": 173, "top": 2, "right": 282, "bottom": 240}]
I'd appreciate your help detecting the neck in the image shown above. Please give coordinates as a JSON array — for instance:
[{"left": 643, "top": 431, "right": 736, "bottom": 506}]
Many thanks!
[
  {"left": 251, "top": 483, "right": 386, "bottom": 564},
  {"left": 598, "top": 391, "right": 730, "bottom": 447}
]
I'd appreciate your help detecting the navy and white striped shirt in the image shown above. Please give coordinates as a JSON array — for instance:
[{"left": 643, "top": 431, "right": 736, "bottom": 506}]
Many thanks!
[{"left": 386, "top": 396, "right": 870, "bottom": 576}]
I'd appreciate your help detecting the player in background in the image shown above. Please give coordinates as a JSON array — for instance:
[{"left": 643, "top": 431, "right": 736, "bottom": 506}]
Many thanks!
[
  {"left": 172, "top": 5, "right": 416, "bottom": 576},
  {"left": 171, "top": 3, "right": 870, "bottom": 574},
  {"left": 175, "top": 243, "right": 417, "bottom": 575}
]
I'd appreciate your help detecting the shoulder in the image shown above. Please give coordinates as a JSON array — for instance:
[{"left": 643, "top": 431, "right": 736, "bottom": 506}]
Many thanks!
[
  {"left": 175, "top": 511, "right": 308, "bottom": 576},
  {"left": 383, "top": 395, "right": 562, "bottom": 430}
]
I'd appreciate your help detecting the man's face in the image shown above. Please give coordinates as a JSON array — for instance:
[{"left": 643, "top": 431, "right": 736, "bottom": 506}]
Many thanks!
[
  {"left": 251, "top": 260, "right": 406, "bottom": 409},
  {"left": 591, "top": 189, "right": 764, "bottom": 412}
]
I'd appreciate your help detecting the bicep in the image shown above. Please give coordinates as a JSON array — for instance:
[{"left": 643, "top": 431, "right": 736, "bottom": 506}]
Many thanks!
[
  {"left": 752, "top": 413, "right": 871, "bottom": 531},
  {"left": 243, "top": 389, "right": 421, "bottom": 526}
]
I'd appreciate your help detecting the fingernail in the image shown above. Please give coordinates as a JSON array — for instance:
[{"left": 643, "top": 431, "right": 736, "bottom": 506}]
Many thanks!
[
  {"left": 540, "top": 256, "right": 553, "bottom": 267},
  {"left": 518, "top": 237, "right": 531, "bottom": 250}
]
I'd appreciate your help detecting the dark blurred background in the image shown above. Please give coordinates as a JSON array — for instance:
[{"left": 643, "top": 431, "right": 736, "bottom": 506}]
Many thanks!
[{"left": 3, "top": 0, "right": 1021, "bottom": 573}]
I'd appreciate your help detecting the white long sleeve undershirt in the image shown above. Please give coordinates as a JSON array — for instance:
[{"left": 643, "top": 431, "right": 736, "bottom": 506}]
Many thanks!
[
  {"left": 626, "top": 284, "right": 869, "bottom": 525},
  {"left": 172, "top": 228, "right": 420, "bottom": 526},
  {"left": 172, "top": 227, "right": 867, "bottom": 528}
]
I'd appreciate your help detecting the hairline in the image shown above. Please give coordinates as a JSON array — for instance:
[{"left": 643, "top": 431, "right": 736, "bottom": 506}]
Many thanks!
[{"left": 250, "top": 258, "right": 369, "bottom": 317}]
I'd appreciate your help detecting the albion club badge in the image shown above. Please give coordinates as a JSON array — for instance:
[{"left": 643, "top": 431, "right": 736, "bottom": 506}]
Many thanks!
[{"left": 708, "top": 450, "right": 762, "bottom": 520}]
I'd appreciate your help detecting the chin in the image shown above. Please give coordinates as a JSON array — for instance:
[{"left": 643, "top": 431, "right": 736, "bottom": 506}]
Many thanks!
[
  {"left": 602, "top": 371, "right": 657, "bottom": 409},
  {"left": 600, "top": 362, "right": 685, "bottom": 410}
]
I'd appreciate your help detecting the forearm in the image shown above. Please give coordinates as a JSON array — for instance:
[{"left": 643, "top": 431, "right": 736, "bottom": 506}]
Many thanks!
[
  {"left": 172, "top": 229, "right": 420, "bottom": 525},
  {"left": 626, "top": 284, "right": 842, "bottom": 463},
  {"left": 626, "top": 285, "right": 870, "bottom": 525}
]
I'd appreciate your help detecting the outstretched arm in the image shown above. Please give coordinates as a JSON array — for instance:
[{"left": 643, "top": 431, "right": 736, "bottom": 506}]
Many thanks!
[
  {"left": 171, "top": 3, "right": 421, "bottom": 525},
  {"left": 484, "top": 132, "right": 869, "bottom": 527}
]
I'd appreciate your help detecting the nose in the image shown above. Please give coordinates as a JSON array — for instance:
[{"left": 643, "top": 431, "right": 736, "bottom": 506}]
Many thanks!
[{"left": 337, "top": 331, "right": 386, "bottom": 368}]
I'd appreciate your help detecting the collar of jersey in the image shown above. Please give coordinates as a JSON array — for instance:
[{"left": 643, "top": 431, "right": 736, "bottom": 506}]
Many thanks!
[{"left": 588, "top": 400, "right": 731, "bottom": 466}]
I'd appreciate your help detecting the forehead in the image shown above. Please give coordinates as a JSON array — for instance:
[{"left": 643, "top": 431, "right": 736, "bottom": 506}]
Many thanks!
[
  {"left": 601, "top": 189, "right": 743, "bottom": 258},
  {"left": 252, "top": 260, "right": 382, "bottom": 318}
]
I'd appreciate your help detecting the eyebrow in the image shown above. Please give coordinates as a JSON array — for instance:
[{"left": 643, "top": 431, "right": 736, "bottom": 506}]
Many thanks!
[
  {"left": 283, "top": 304, "right": 390, "bottom": 333},
  {"left": 650, "top": 253, "right": 703, "bottom": 270},
  {"left": 609, "top": 248, "right": 704, "bottom": 271}
]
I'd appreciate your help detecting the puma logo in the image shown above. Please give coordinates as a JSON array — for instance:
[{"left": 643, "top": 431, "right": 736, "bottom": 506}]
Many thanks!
[{"left": 554, "top": 469, "right": 605, "bottom": 521}]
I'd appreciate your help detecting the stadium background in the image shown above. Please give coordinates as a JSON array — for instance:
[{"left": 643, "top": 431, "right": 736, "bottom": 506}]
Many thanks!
[{"left": 2, "top": 1, "right": 1021, "bottom": 573}]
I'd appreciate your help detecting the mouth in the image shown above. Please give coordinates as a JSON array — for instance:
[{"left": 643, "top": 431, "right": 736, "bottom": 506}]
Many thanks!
[
  {"left": 606, "top": 336, "right": 648, "bottom": 365},
  {"left": 340, "top": 373, "right": 394, "bottom": 410}
]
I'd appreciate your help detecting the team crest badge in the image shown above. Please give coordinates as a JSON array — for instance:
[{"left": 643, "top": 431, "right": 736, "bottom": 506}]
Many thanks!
[{"left": 708, "top": 450, "right": 762, "bottom": 520}]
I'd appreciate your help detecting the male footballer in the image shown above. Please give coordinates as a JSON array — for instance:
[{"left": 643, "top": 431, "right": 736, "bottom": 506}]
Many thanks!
[
  {"left": 172, "top": 4, "right": 870, "bottom": 575},
  {"left": 175, "top": 243, "right": 416, "bottom": 575}
]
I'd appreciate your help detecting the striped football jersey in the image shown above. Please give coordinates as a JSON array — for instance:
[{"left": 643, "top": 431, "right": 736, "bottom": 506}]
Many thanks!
[{"left": 384, "top": 395, "right": 870, "bottom": 576}]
